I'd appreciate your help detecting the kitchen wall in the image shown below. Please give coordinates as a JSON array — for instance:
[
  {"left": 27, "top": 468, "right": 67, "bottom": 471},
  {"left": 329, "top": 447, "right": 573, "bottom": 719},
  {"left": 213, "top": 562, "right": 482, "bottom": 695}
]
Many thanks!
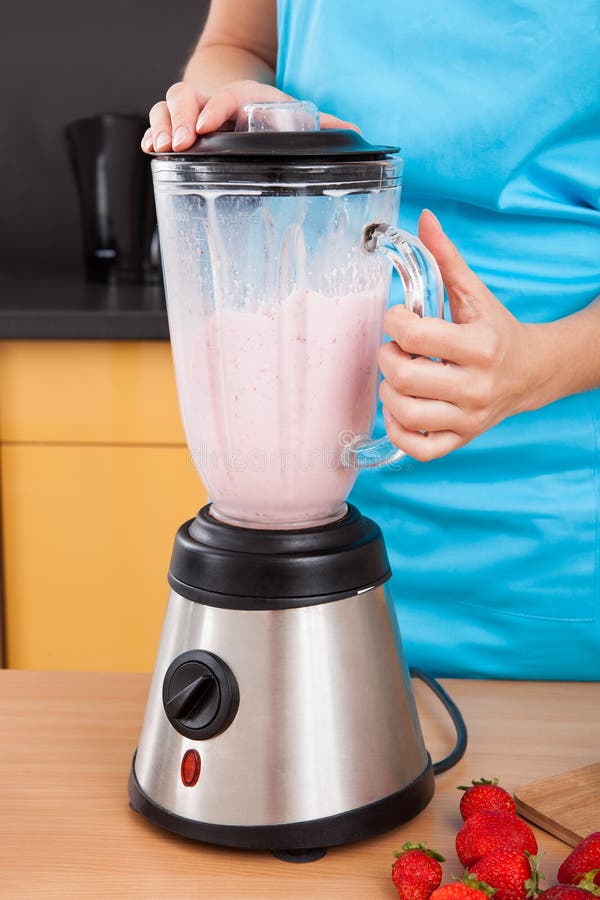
[{"left": 1, "top": 0, "right": 210, "bottom": 268}]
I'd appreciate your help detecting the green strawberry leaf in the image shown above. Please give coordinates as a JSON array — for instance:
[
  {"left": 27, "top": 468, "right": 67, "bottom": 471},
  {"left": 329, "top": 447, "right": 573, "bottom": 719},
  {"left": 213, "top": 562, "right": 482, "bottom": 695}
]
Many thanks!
[
  {"left": 577, "top": 871, "right": 600, "bottom": 896},
  {"left": 458, "top": 778, "right": 500, "bottom": 791},
  {"left": 394, "top": 841, "right": 446, "bottom": 861},
  {"left": 524, "top": 851, "right": 544, "bottom": 897},
  {"left": 462, "top": 872, "right": 496, "bottom": 896}
]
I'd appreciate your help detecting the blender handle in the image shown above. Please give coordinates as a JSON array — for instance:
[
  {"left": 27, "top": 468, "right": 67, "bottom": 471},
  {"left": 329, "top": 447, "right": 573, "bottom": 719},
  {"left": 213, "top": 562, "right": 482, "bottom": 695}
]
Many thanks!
[{"left": 340, "top": 223, "right": 445, "bottom": 470}]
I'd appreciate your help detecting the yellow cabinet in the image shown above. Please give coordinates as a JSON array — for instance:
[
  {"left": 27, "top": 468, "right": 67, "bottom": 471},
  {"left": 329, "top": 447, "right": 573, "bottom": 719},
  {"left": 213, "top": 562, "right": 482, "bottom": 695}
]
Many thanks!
[
  {"left": 0, "top": 341, "right": 207, "bottom": 671},
  {"left": 0, "top": 340, "right": 186, "bottom": 444}
]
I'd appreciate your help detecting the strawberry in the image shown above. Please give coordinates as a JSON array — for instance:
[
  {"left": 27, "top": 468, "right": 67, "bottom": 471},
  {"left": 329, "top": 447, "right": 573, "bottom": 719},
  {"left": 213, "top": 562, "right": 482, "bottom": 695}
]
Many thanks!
[
  {"left": 459, "top": 779, "right": 517, "bottom": 821},
  {"left": 469, "top": 849, "right": 542, "bottom": 900},
  {"left": 456, "top": 811, "right": 538, "bottom": 867},
  {"left": 558, "top": 833, "right": 600, "bottom": 893},
  {"left": 392, "top": 842, "right": 445, "bottom": 900},
  {"left": 540, "top": 887, "right": 599, "bottom": 900},
  {"left": 430, "top": 875, "right": 495, "bottom": 900}
]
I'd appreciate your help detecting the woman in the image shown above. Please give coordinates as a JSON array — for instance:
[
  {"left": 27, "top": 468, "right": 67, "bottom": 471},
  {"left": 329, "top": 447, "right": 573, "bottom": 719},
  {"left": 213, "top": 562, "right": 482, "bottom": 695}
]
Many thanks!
[{"left": 143, "top": 0, "right": 600, "bottom": 679}]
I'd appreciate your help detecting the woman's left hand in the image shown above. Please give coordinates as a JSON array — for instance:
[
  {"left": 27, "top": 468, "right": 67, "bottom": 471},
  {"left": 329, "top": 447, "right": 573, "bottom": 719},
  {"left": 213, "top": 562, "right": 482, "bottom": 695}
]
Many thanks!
[{"left": 378, "top": 209, "right": 544, "bottom": 461}]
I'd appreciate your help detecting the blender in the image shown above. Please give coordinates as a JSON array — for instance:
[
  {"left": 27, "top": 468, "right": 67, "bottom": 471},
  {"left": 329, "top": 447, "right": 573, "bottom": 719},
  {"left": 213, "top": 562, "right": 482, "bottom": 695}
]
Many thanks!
[{"left": 128, "top": 102, "right": 449, "bottom": 859}]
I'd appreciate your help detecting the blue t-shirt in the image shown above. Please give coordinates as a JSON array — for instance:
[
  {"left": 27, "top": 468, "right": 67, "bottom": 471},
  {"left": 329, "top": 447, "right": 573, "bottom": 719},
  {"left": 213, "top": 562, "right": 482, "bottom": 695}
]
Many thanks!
[{"left": 276, "top": 0, "right": 600, "bottom": 679}]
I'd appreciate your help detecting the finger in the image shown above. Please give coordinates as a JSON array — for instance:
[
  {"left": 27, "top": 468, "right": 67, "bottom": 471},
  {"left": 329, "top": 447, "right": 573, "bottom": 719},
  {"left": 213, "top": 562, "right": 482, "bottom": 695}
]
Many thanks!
[
  {"left": 417, "top": 209, "right": 484, "bottom": 296},
  {"left": 382, "top": 409, "right": 463, "bottom": 462},
  {"left": 380, "top": 380, "right": 464, "bottom": 433},
  {"left": 194, "top": 81, "right": 360, "bottom": 135},
  {"left": 141, "top": 128, "right": 153, "bottom": 153},
  {"left": 196, "top": 82, "right": 294, "bottom": 133},
  {"left": 196, "top": 89, "right": 241, "bottom": 132},
  {"left": 319, "top": 112, "right": 361, "bottom": 132},
  {"left": 166, "top": 82, "right": 202, "bottom": 150},
  {"left": 378, "top": 342, "right": 467, "bottom": 404},
  {"left": 149, "top": 100, "right": 173, "bottom": 152},
  {"left": 384, "top": 305, "right": 478, "bottom": 366},
  {"left": 417, "top": 210, "right": 501, "bottom": 325}
]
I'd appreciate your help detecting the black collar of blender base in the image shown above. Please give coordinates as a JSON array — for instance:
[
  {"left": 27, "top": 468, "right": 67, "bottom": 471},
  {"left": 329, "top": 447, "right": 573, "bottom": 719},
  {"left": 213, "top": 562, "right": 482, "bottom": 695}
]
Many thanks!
[
  {"left": 166, "top": 571, "right": 391, "bottom": 610},
  {"left": 191, "top": 503, "right": 370, "bottom": 551},
  {"left": 152, "top": 129, "right": 399, "bottom": 159},
  {"left": 167, "top": 504, "right": 392, "bottom": 609}
]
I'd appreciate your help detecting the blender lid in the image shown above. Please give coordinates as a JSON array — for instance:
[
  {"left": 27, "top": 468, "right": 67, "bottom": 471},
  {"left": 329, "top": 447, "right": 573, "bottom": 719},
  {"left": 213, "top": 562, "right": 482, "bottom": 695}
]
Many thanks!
[
  {"left": 156, "top": 129, "right": 399, "bottom": 159},
  {"left": 153, "top": 100, "right": 399, "bottom": 159}
]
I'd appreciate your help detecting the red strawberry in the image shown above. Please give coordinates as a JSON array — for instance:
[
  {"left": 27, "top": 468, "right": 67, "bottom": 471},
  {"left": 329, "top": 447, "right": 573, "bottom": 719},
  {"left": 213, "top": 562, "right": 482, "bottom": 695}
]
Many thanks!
[
  {"left": 469, "top": 849, "right": 541, "bottom": 900},
  {"left": 456, "top": 811, "right": 538, "bottom": 867},
  {"left": 430, "top": 876, "right": 495, "bottom": 900},
  {"left": 459, "top": 779, "right": 517, "bottom": 821},
  {"left": 392, "top": 842, "right": 445, "bottom": 900},
  {"left": 558, "top": 833, "right": 600, "bottom": 892},
  {"left": 540, "top": 887, "right": 599, "bottom": 900}
]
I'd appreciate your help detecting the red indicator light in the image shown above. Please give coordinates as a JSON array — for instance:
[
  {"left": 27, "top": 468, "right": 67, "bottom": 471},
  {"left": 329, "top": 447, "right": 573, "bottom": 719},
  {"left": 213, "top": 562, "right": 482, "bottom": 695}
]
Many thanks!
[{"left": 181, "top": 749, "right": 201, "bottom": 787}]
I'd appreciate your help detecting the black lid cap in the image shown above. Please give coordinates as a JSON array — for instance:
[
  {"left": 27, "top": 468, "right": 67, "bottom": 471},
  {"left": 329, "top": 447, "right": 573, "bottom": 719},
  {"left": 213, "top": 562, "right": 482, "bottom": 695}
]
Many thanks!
[
  {"left": 168, "top": 503, "right": 391, "bottom": 610},
  {"left": 154, "top": 128, "right": 399, "bottom": 160}
]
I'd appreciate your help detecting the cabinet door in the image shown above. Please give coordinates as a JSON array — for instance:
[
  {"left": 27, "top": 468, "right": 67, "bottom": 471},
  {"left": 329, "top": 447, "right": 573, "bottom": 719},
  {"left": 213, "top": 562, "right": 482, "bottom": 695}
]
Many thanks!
[
  {"left": 0, "top": 341, "right": 185, "bottom": 444},
  {"left": 1, "top": 443, "right": 206, "bottom": 671}
]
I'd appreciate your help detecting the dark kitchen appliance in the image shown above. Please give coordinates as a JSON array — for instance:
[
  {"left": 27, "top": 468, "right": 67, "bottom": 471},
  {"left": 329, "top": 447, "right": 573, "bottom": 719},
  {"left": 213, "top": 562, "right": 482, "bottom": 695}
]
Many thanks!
[{"left": 65, "top": 114, "right": 160, "bottom": 284}]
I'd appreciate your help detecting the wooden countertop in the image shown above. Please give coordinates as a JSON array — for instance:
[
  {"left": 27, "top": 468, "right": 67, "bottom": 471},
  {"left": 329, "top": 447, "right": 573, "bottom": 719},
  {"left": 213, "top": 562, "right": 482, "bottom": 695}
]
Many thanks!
[{"left": 1, "top": 671, "right": 597, "bottom": 899}]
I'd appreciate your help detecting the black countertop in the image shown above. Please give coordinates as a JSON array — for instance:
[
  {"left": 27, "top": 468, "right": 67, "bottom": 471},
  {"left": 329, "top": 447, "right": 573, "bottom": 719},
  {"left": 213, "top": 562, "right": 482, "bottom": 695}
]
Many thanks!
[{"left": 0, "top": 268, "right": 169, "bottom": 340}]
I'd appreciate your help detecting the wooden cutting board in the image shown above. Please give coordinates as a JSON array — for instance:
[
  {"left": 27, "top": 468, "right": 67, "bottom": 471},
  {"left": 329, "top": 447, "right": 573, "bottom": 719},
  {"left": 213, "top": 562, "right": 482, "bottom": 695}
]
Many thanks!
[{"left": 514, "top": 762, "right": 600, "bottom": 847}]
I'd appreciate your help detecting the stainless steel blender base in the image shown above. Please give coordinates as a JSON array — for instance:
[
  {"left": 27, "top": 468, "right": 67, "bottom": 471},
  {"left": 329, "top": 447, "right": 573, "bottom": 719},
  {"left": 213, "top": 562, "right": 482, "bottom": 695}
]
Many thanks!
[{"left": 130, "top": 587, "right": 434, "bottom": 850}]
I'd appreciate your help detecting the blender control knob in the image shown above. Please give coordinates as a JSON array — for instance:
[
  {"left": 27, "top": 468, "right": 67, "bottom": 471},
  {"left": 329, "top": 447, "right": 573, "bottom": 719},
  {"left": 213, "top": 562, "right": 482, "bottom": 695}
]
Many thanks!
[
  {"left": 162, "top": 650, "right": 239, "bottom": 741},
  {"left": 165, "top": 670, "right": 218, "bottom": 726}
]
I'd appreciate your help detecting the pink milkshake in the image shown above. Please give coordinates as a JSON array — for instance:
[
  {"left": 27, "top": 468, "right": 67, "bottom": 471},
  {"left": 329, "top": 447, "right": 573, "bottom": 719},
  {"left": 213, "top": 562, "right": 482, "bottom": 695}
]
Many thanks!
[{"left": 174, "top": 287, "right": 387, "bottom": 527}]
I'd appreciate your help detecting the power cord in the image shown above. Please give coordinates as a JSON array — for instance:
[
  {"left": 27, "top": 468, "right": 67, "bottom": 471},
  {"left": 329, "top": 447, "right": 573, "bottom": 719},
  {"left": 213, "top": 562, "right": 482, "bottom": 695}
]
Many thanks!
[{"left": 409, "top": 667, "right": 468, "bottom": 775}]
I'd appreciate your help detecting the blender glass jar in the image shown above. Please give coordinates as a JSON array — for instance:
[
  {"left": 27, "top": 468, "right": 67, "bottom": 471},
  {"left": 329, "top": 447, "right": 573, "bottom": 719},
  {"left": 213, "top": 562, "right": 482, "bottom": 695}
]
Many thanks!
[{"left": 152, "top": 104, "right": 442, "bottom": 528}]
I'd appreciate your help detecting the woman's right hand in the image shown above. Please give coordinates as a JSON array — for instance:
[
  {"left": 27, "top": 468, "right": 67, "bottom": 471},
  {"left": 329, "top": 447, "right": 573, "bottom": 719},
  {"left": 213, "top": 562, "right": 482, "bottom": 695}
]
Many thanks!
[{"left": 141, "top": 79, "right": 359, "bottom": 153}]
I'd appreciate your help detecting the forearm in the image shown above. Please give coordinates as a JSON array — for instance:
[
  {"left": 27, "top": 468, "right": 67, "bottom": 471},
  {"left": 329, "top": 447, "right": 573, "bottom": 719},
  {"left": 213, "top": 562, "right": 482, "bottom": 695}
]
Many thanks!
[
  {"left": 521, "top": 294, "right": 600, "bottom": 411},
  {"left": 183, "top": 0, "right": 276, "bottom": 96},
  {"left": 142, "top": 0, "right": 351, "bottom": 156},
  {"left": 183, "top": 43, "right": 275, "bottom": 96},
  {"left": 143, "top": 0, "right": 278, "bottom": 153}
]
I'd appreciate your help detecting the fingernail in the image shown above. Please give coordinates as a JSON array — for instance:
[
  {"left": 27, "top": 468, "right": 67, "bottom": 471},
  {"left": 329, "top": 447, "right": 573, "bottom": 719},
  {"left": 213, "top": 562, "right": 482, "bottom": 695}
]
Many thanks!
[
  {"left": 141, "top": 135, "right": 152, "bottom": 152},
  {"left": 172, "top": 125, "right": 189, "bottom": 147},
  {"left": 155, "top": 131, "right": 170, "bottom": 151},
  {"left": 196, "top": 110, "right": 209, "bottom": 132},
  {"left": 423, "top": 208, "right": 442, "bottom": 232}
]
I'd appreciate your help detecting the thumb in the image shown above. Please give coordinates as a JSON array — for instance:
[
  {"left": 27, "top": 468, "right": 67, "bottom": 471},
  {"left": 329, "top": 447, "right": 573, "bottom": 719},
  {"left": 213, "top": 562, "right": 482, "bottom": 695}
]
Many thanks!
[{"left": 417, "top": 209, "right": 489, "bottom": 322}]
